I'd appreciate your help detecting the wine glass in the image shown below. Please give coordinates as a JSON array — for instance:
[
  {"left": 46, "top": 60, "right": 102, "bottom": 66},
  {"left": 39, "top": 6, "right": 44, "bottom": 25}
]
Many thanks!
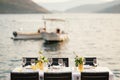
[
  {"left": 31, "top": 59, "right": 36, "bottom": 66},
  {"left": 93, "top": 59, "right": 97, "bottom": 67},
  {"left": 83, "top": 58, "right": 86, "bottom": 65},
  {"left": 48, "top": 58, "right": 53, "bottom": 68},
  {"left": 22, "top": 58, "right": 26, "bottom": 67},
  {"left": 58, "top": 59, "right": 64, "bottom": 67}
]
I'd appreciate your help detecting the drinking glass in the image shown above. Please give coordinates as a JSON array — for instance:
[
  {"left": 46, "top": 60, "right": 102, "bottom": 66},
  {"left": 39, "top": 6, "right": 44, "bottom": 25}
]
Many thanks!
[
  {"left": 48, "top": 58, "right": 53, "bottom": 68},
  {"left": 58, "top": 59, "right": 64, "bottom": 67},
  {"left": 31, "top": 59, "right": 36, "bottom": 66},
  {"left": 83, "top": 58, "right": 86, "bottom": 65},
  {"left": 22, "top": 58, "right": 26, "bottom": 67},
  {"left": 93, "top": 59, "right": 97, "bottom": 67}
]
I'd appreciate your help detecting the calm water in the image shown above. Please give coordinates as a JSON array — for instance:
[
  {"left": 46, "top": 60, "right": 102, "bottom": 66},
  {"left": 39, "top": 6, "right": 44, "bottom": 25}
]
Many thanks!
[{"left": 0, "top": 13, "right": 120, "bottom": 80}]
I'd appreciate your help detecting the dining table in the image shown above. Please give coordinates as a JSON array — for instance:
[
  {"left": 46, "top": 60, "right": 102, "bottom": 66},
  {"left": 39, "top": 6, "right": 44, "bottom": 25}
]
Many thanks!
[{"left": 12, "top": 65, "right": 115, "bottom": 80}]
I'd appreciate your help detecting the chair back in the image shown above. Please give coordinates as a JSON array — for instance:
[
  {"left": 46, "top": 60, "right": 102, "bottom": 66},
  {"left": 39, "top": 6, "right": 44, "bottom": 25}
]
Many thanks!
[
  {"left": 11, "top": 72, "right": 39, "bottom": 80},
  {"left": 52, "top": 58, "right": 69, "bottom": 67},
  {"left": 44, "top": 72, "right": 72, "bottom": 80},
  {"left": 84, "top": 57, "right": 97, "bottom": 66},
  {"left": 81, "top": 72, "right": 109, "bottom": 80},
  {"left": 22, "top": 57, "right": 38, "bottom": 66}
]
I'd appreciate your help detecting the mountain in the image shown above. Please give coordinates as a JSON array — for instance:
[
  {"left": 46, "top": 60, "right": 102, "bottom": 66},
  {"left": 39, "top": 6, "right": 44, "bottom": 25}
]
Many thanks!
[
  {"left": 66, "top": 0, "right": 120, "bottom": 13},
  {"left": 0, "top": 0, "right": 49, "bottom": 13},
  {"left": 99, "top": 4, "right": 120, "bottom": 13}
]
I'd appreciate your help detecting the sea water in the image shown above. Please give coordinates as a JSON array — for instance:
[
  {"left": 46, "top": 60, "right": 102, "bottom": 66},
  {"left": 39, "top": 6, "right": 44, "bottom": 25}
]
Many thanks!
[{"left": 0, "top": 13, "right": 120, "bottom": 80}]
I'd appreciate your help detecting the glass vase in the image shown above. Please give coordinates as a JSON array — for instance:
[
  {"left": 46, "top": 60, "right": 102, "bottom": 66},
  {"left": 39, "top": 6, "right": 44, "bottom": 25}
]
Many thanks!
[{"left": 78, "top": 64, "right": 83, "bottom": 72}]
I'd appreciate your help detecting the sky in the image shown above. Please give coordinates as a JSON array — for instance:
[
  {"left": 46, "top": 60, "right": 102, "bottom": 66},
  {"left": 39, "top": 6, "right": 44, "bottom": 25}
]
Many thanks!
[{"left": 32, "top": 0, "right": 115, "bottom": 11}]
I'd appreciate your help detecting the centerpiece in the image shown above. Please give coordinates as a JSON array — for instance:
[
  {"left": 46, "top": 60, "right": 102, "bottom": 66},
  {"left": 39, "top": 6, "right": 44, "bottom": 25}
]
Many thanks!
[
  {"left": 75, "top": 56, "right": 84, "bottom": 71},
  {"left": 74, "top": 52, "right": 84, "bottom": 71},
  {"left": 36, "top": 50, "right": 48, "bottom": 70}
]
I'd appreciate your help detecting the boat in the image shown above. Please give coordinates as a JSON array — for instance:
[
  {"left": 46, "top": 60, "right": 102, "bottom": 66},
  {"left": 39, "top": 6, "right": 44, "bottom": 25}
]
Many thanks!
[
  {"left": 42, "top": 18, "right": 69, "bottom": 42},
  {"left": 11, "top": 28, "right": 46, "bottom": 40},
  {"left": 11, "top": 18, "right": 68, "bottom": 41},
  {"left": 43, "top": 31, "right": 68, "bottom": 42}
]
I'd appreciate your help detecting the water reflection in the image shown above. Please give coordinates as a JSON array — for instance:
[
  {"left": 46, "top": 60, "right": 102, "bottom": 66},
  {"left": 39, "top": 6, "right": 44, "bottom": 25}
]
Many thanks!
[{"left": 43, "top": 41, "right": 67, "bottom": 51}]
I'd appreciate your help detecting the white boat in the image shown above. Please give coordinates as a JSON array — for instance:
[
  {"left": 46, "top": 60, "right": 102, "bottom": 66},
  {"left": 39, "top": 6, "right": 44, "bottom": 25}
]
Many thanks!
[
  {"left": 42, "top": 18, "right": 69, "bottom": 42},
  {"left": 43, "top": 31, "right": 68, "bottom": 42},
  {"left": 11, "top": 18, "right": 68, "bottom": 41},
  {"left": 11, "top": 31, "right": 44, "bottom": 40}
]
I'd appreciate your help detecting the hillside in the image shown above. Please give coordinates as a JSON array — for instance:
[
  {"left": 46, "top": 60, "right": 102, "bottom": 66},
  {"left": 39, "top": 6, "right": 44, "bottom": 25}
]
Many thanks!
[
  {"left": 99, "top": 4, "right": 120, "bottom": 13},
  {"left": 66, "top": 0, "right": 120, "bottom": 13},
  {"left": 0, "top": 0, "right": 49, "bottom": 13}
]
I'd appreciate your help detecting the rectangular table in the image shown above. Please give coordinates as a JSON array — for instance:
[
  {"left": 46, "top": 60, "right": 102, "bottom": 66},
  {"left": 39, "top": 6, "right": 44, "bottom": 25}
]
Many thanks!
[
  {"left": 72, "top": 67, "right": 114, "bottom": 80},
  {"left": 12, "top": 66, "right": 114, "bottom": 80}
]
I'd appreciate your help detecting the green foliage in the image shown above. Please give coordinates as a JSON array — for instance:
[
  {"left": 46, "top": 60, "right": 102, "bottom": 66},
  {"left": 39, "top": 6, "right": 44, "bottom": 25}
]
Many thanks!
[
  {"left": 38, "top": 50, "right": 48, "bottom": 63},
  {"left": 75, "top": 56, "right": 84, "bottom": 67}
]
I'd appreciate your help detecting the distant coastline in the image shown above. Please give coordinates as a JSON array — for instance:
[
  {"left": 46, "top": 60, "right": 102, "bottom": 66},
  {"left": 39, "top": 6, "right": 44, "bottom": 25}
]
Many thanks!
[
  {"left": 66, "top": 0, "right": 120, "bottom": 13},
  {"left": 0, "top": 0, "right": 50, "bottom": 14}
]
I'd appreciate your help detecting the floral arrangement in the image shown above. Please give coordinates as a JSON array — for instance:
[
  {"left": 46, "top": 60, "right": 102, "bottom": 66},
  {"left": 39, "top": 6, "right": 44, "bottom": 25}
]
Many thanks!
[
  {"left": 33, "top": 50, "right": 48, "bottom": 70},
  {"left": 74, "top": 52, "right": 84, "bottom": 67},
  {"left": 75, "top": 56, "right": 84, "bottom": 66},
  {"left": 38, "top": 50, "right": 48, "bottom": 63}
]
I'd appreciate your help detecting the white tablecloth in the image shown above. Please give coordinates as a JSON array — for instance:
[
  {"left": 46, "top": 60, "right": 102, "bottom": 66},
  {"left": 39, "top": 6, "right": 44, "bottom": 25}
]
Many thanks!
[
  {"left": 12, "top": 66, "right": 114, "bottom": 80},
  {"left": 72, "top": 67, "right": 114, "bottom": 80}
]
